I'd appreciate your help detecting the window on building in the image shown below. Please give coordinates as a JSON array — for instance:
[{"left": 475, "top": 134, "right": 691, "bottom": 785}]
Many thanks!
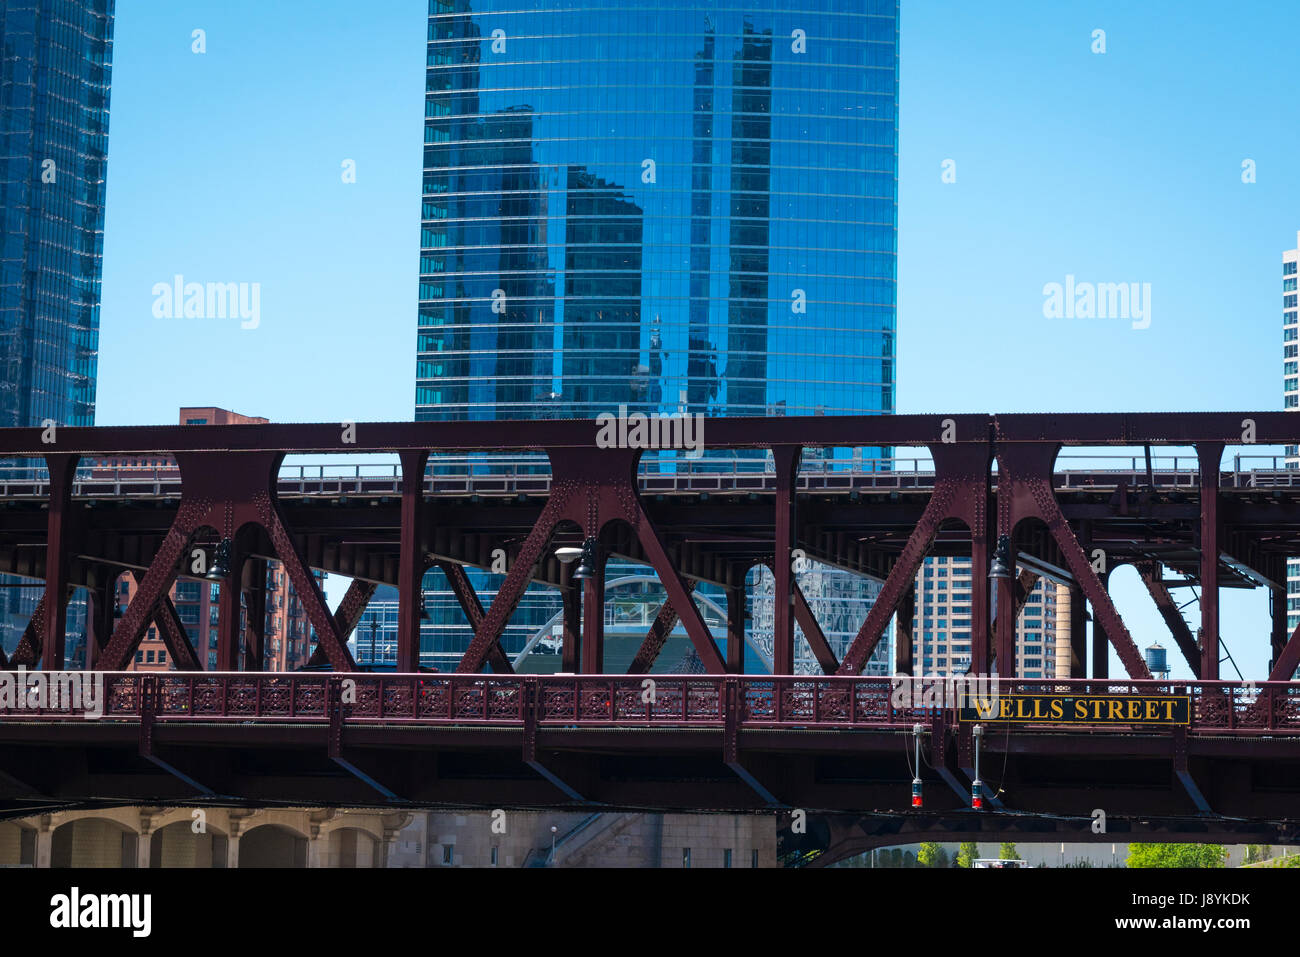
[
  {"left": 490, "top": 846, "right": 498, "bottom": 866},
  {"left": 723, "top": 848, "right": 732, "bottom": 868},
  {"left": 752, "top": 849, "right": 759, "bottom": 868},
  {"left": 443, "top": 845, "right": 453, "bottom": 865},
  {"left": 1286, "top": 261, "right": 1298, "bottom": 276}
]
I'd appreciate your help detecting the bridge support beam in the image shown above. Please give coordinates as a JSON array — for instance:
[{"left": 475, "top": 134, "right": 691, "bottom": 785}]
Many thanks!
[
  {"left": 215, "top": 538, "right": 246, "bottom": 672},
  {"left": 1271, "top": 583, "right": 1291, "bottom": 677},
  {"left": 772, "top": 446, "right": 801, "bottom": 675},
  {"left": 40, "top": 455, "right": 78, "bottom": 671},
  {"left": 1091, "top": 567, "right": 1111, "bottom": 679},
  {"left": 838, "top": 440, "right": 992, "bottom": 676},
  {"left": 396, "top": 450, "right": 429, "bottom": 673},
  {"left": 99, "top": 451, "right": 356, "bottom": 672},
  {"left": 627, "top": 580, "right": 698, "bottom": 675},
  {"left": 581, "top": 542, "right": 607, "bottom": 674},
  {"left": 1139, "top": 561, "right": 1201, "bottom": 678},
  {"left": 151, "top": 588, "right": 203, "bottom": 672},
  {"left": 1198, "top": 442, "right": 1224, "bottom": 680},
  {"left": 309, "top": 578, "right": 379, "bottom": 668},
  {"left": 441, "top": 561, "right": 513, "bottom": 674},
  {"left": 1268, "top": 615, "right": 1300, "bottom": 681},
  {"left": 995, "top": 440, "right": 1150, "bottom": 680},
  {"left": 792, "top": 579, "right": 838, "bottom": 674},
  {"left": 561, "top": 567, "right": 580, "bottom": 673},
  {"left": 726, "top": 585, "right": 746, "bottom": 673},
  {"left": 1173, "top": 726, "right": 1212, "bottom": 814},
  {"left": 895, "top": 583, "right": 915, "bottom": 675},
  {"left": 1069, "top": 584, "right": 1088, "bottom": 678},
  {"left": 724, "top": 678, "right": 778, "bottom": 805},
  {"left": 327, "top": 678, "right": 403, "bottom": 800},
  {"left": 456, "top": 448, "right": 724, "bottom": 675}
]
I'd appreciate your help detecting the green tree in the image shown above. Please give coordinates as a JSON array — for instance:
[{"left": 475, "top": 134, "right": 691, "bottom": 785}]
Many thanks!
[
  {"left": 999, "top": 842, "right": 1022, "bottom": 861},
  {"left": 956, "top": 842, "right": 979, "bottom": 868},
  {"left": 917, "top": 842, "right": 942, "bottom": 868},
  {"left": 1126, "top": 843, "right": 1226, "bottom": 868}
]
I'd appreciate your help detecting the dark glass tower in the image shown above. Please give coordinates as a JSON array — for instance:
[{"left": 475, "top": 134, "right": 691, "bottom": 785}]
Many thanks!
[
  {"left": 416, "top": 0, "right": 898, "bottom": 673},
  {"left": 0, "top": 0, "right": 114, "bottom": 656}
]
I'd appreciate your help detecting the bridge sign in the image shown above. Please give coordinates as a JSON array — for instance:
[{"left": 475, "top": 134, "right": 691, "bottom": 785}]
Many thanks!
[{"left": 960, "top": 694, "right": 1191, "bottom": 725}]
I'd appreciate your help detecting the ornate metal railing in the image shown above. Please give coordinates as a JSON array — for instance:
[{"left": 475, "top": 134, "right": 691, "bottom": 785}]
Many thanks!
[{"left": 3, "top": 673, "right": 1298, "bottom": 734}]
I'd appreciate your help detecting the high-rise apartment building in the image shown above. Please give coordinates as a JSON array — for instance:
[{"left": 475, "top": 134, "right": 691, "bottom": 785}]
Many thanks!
[
  {"left": 0, "top": 0, "right": 115, "bottom": 658},
  {"left": 416, "top": 0, "right": 899, "bottom": 673},
  {"left": 907, "top": 557, "right": 1069, "bottom": 678}
]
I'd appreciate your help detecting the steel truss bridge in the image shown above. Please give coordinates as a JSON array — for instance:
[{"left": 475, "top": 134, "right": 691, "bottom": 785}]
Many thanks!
[{"left": 1, "top": 412, "right": 1300, "bottom": 838}]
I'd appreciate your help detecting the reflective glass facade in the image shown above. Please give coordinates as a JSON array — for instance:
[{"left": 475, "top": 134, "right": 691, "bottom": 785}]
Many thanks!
[
  {"left": 416, "top": 0, "right": 896, "bottom": 422},
  {"left": 415, "top": 0, "right": 897, "bottom": 673},
  {"left": 0, "top": 0, "right": 113, "bottom": 658},
  {"left": 0, "top": 0, "right": 113, "bottom": 429}
]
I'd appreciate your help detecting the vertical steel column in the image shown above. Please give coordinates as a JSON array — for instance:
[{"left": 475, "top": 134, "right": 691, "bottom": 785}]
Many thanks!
[
  {"left": 969, "top": 528, "right": 990, "bottom": 675},
  {"left": 1070, "top": 584, "right": 1088, "bottom": 678},
  {"left": 397, "top": 450, "right": 430, "bottom": 673},
  {"left": 242, "top": 559, "right": 266, "bottom": 672},
  {"left": 772, "top": 446, "right": 801, "bottom": 675},
  {"left": 580, "top": 544, "right": 605, "bottom": 674},
  {"left": 726, "top": 585, "right": 746, "bottom": 674},
  {"left": 1197, "top": 442, "right": 1223, "bottom": 681},
  {"left": 41, "top": 455, "right": 79, "bottom": 670},
  {"left": 1091, "top": 567, "right": 1110, "bottom": 680},
  {"left": 1272, "top": 584, "right": 1290, "bottom": 673},
  {"left": 216, "top": 544, "right": 245, "bottom": 672},
  {"left": 995, "top": 557, "right": 1017, "bottom": 679},
  {"left": 895, "top": 583, "right": 915, "bottom": 675},
  {"left": 561, "top": 565, "right": 580, "bottom": 673}
]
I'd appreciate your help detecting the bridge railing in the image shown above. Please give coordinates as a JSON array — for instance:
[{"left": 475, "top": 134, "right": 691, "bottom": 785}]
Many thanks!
[
  {"left": 4, "top": 453, "right": 1299, "bottom": 498},
  {"left": 6, "top": 673, "right": 1299, "bottom": 734}
]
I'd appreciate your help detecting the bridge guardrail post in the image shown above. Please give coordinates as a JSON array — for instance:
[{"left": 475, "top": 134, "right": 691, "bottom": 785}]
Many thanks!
[{"left": 139, "top": 674, "right": 156, "bottom": 757}]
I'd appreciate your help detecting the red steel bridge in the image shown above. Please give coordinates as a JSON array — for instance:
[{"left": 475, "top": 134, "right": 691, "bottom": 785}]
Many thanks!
[{"left": 1, "top": 412, "right": 1299, "bottom": 844}]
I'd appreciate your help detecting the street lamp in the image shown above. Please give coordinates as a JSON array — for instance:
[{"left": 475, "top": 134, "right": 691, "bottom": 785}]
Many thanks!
[
  {"left": 369, "top": 617, "right": 378, "bottom": 670},
  {"left": 550, "top": 825, "right": 558, "bottom": 864},
  {"left": 205, "top": 538, "right": 233, "bottom": 581},
  {"left": 572, "top": 537, "right": 597, "bottom": 582},
  {"left": 988, "top": 534, "right": 1013, "bottom": 581}
]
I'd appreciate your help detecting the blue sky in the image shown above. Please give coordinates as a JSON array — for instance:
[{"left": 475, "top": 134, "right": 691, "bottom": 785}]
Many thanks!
[{"left": 94, "top": 1, "right": 1300, "bottom": 678}]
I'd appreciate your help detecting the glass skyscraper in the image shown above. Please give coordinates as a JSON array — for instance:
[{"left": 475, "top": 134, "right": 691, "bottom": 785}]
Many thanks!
[
  {"left": 0, "top": 0, "right": 114, "bottom": 656},
  {"left": 416, "top": 0, "right": 897, "bottom": 673}
]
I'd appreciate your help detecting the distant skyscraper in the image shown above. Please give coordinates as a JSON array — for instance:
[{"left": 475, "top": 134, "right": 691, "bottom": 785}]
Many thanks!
[
  {"left": 416, "top": 1, "right": 898, "bottom": 672},
  {"left": 0, "top": 0, "right": 115, "bottom": 656},
  {"left": 0, "top": 0, "right": 114, "bottom": 428}
]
